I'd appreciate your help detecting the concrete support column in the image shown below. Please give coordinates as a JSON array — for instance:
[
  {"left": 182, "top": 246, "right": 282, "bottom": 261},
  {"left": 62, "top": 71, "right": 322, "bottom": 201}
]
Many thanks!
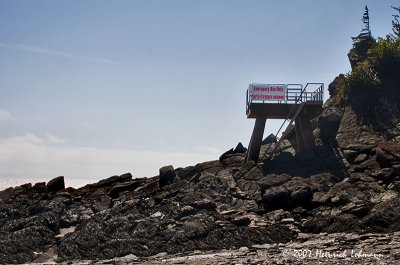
[
  {"left": 245, "top": 118, "right": 266, "bottom": 163},
  {"left": 295, "top": 118, "right": 305, "bottom": 152},
  {"left": 295, "top": 113, "right": 316, "bottom": 152}
]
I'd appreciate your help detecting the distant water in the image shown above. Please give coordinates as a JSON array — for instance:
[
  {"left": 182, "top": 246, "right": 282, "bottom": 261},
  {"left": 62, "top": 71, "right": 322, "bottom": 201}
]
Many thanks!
[{"left": 0, "top": 177, "right": 101, "bottom": 191}]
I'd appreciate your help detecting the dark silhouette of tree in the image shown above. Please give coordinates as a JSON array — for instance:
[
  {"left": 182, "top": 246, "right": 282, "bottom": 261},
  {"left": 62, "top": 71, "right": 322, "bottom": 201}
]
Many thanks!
[
  {"left": 348, "top": 5, "right": 376, "bottom": 68},
  {"left": 351, "top": 5, "right": 373, "bottom": 45},
  {"left": 391, "top": 5, "right": 400, "bottom": 39}
]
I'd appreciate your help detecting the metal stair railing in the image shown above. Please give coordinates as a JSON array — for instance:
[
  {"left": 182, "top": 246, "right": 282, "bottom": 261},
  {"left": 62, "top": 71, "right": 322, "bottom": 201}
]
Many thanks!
[
  {"left": 261, "top": 103, "right": 305, "bottom": 160},
  {"left": 260, "top": 83, "right": 313, "bottom": 160}
]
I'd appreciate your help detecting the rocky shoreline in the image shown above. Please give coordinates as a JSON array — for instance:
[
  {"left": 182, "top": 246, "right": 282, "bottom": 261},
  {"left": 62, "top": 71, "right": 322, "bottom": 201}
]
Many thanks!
[
  {"left": 1, "top": 125, "right": 400, "bottom": 263},
  {"left": 31, "top": 232, "right": 400, "bottom": 264},
  {"left": 1, "top": 87, "right": 400, "bottom": 264}
]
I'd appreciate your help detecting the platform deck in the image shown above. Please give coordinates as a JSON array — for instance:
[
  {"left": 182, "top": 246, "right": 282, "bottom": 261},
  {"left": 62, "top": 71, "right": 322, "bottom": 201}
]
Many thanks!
[{"left": 246, "top": 101, "right": 322, "bottom": 119}]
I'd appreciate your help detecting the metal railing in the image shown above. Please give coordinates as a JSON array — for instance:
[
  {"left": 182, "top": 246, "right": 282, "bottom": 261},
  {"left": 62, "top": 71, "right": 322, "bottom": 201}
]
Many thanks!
[
  {"left": 246, "top": 83, "right": 323, "bottom": 114},
  {"left": 289, "top": 83, "right": 324, "bottom": 103}
]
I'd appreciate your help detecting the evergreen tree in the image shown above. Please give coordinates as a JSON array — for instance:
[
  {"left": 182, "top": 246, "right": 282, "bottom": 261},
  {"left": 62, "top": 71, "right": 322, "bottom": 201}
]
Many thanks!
[
  {"left": 391, "top": 5, "right": 400, "bottom": 39},
  {"left": 348, "top": 5, "right": 375, "bottom": 69},
  {"left": 351, "top": 5, "right": 373, "bottom": 45}
]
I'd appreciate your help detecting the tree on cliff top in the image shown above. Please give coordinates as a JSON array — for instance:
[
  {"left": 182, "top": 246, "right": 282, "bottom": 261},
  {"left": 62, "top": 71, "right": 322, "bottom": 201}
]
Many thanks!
[
  {"left": 347, "top": 5, "right": 376, "bottom": 70},
  {"left": 336, "top": 5, "right": 400, "bottom": 106},
  {"left": 392, "top": 5, "right": 400, "bottom": 39},
  {"left": 351, "top": 5, "right": 375, "bottom": 49}
]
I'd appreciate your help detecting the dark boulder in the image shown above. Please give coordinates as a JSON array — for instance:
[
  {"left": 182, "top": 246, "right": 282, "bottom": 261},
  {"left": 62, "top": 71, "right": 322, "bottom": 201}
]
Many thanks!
[
  {"left": 242, "top": 166, "right": 263, "bottom": 181},
  {"left": 317, "top": 107, "right": 344, "bottom": 143},
  {"left": 159, "top": 165, "right": 176, "bottom": 187},
  {"left": 140, "top": 179, "right": 160, "bottom": 195},
  {"left": 326, "top": 182, "right": 358, "bottom": 205},
  {"left": 46, "top": 176, "right": 65, "bottom": 192},
  {"left": 237, "top": 180, "right": 262, "bottom": 201},
  {"left": 230, "top": 216, "right": 251, "bottom": 226},
  {"left": 120, "top": 173, "right": 133, "bottom": 182},
  {"left": 370, "top": 168, "right": 395, "bottom": 182},
  {"left": 233, "top": 142, "right": 246, "bottom": 153},
  {"left": 219, "top": 148, "right": 235, "bottom": 162},
  {"left": 179, "top": 206, "right": 196, "bottom": 218},
  {"left": 258, "top": 174, "right": 291, "bottom": 190},
  {"left": 191, "top": 199, "right": 217, "bottom": 211},
  {"left": 219, "top": 143, "right": 246, "bottom": 164},
  {"left": 262, "top": 186, "right": 290, "bottom": 209},
  {"left": 183, "top": 220, "right": 209, "bottom": 239},
  {"left": 353, "top": 157, "right": 380, "bottom": 172},
  {"left": 220, "top": 154, "right": 244, "bottom": 166},
  {"left": 376, "top": 141, "right": 400, "bottom": 168},
  {"left": 291, "top": 185, "right": 312, "bottom": 203},
  {"left": 262, "top": 177, "right": 314, "bottom": 209},
  {"left": 33, "top": 182, "right": 47, "bottom": 192},
  {"left": 109, "top": 180, "right": 140, "bottom": 198},
  {"left": 95, "top": 175, "right": 121, "bottom": 187}
]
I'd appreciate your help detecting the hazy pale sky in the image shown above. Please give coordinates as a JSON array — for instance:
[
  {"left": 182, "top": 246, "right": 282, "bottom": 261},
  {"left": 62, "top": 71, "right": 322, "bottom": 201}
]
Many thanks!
[{"left": 0, "top": 0, "right": 398, "bottom": 181}]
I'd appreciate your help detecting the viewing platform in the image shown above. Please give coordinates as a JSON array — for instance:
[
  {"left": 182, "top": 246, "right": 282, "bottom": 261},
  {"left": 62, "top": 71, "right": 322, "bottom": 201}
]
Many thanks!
[
  {"left": 245, "top": 83, "right": 324, "bottom": 163},
  {"left": 246, "top": 83, "right": 323, "bottom": 119}
]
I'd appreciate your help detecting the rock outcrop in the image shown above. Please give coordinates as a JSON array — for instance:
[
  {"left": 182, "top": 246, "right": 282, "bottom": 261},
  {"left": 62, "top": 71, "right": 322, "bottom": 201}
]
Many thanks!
[{"left": 328, "top": 74, "right": 344, "bottom": 97}]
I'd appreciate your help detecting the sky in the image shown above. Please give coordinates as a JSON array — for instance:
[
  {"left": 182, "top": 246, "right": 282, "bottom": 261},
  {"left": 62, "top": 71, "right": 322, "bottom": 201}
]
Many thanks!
[{"left": 0, "top": 0, "right": 399, "bottom": 183}]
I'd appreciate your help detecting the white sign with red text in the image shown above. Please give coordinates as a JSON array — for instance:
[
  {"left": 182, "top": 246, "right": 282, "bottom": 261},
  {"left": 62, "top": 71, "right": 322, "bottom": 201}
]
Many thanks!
[{"left": 249, "top": 84, "right": 287, "bottom": 101}]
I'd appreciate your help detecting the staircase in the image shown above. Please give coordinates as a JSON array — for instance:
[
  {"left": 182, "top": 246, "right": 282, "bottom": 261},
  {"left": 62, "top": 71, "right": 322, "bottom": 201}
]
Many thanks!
[{"left": 260, "top": 102, "right": 305, "bottom": 160}]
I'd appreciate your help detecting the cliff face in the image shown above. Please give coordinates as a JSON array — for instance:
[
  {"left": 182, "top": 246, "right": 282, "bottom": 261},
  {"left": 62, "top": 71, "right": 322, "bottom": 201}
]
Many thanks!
[{"left": 1, "top": 80, "right": 400, "bottom": 263}]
